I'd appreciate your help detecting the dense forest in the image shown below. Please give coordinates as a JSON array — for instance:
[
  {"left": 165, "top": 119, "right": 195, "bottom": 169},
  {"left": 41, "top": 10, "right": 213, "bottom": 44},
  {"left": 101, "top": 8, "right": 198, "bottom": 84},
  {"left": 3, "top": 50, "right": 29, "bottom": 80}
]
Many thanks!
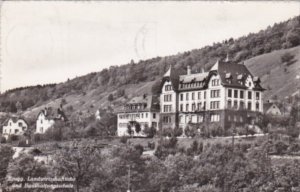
[{"left": 0, "top": 16, "right": 299, "bottom": 113}]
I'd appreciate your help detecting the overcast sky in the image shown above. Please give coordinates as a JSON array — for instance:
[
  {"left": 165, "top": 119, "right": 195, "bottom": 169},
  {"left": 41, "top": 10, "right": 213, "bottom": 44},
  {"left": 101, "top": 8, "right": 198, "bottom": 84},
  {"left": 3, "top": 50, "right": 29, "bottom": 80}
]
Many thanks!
[{"left": 1, "top": 1, "right": 299, "bottom": 92}]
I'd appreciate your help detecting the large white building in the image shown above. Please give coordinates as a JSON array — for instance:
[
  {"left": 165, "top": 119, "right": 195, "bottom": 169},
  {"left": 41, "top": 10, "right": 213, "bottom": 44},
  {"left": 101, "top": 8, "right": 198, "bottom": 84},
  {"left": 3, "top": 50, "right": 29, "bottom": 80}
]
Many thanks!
[
  {"left": 2, "top": 117, "right": 28, "bottom": 138},
  {"left": 159, "top": 59, "right": 265, "bottom": 132},
  {"left": 117, "top": 95, "right": 160, "bottom": 136}
]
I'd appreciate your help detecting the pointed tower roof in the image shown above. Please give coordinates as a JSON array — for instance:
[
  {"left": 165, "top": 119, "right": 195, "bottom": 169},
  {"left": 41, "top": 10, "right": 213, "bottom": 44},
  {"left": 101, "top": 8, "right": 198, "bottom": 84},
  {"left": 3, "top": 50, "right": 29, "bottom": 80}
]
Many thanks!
[
  {"left": 225, "top": 53, "right": 230, "bottom": 62},
  {"left": 164, "top": 65, "right": 172, "bottom": 77},
  {"left": 210, "top": 60, "right": 219, "bottom": 71}
]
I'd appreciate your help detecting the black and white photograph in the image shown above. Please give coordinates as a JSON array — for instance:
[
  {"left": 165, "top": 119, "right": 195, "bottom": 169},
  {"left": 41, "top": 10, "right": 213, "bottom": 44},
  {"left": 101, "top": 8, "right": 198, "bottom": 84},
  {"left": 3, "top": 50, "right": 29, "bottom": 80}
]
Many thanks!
[{"left": 0, "top": 1, "right": 300, "bottom": 191}]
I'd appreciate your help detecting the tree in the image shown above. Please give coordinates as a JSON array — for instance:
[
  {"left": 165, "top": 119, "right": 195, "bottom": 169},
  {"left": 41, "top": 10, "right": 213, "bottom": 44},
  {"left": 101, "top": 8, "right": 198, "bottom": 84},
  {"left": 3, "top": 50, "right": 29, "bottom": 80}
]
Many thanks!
[
  {"left": 135, "top": 123, "right": 141, "bottom": 134},
  {"left": 127, "top": 124, "right": 133, "bottom": 136},
  {"left": 0, "top": 145, "right": 14, "bottom": 184},
  {"left": 143, "top": 125, "right": 156, "bottom": 138},
  {"left": 54, "top": 141, "right": 103, "bottom": 192},
  {"left": 107, "top": 94, "right": 114, "bottom": 102},
  {"left": 8, "top": 153, "right": 48, "bottom": 189}
]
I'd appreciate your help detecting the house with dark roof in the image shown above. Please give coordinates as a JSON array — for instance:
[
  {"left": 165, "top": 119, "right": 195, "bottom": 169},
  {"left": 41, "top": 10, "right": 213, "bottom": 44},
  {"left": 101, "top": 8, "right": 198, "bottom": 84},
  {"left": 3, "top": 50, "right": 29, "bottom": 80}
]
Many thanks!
[
  {"left": 35, "top": 107, "right": 68, "bottom": 134},
  {"left": 117, "top": 94, "right": 160, "bottom": 136},
  {"left": 159, "top": 58, "right": 265, "bottom": 131},
  {"left": 2, "top": 117, "right": 28, "bottom": 138}
]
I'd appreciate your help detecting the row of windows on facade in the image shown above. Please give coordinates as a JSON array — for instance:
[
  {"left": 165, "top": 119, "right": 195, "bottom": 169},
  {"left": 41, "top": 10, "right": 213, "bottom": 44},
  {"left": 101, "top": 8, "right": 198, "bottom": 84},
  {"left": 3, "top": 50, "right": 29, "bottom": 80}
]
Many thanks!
[
  {"left": 173, "top": 113, "right": 245, "bottom": 124},
  {"left": 119, "top": 122, "right": 158, "bottom": 129},
  {"left": 119, "top": 113, "right": 157, "bottom": 119},
  {"left": 228, "top": 89, "right": 260, "bottom": 100},
  {"left": 125, "top": 104, "right": 147, "bottom": 110},
  {"left": 227, "top": 100, "right": 260, "bottom": 111},
  {"left": 164, "top": 100, "right": 260, "bottom": 112},
  {"left": 3, "top": 129, "right": 22, "bottom": 134},
  {"left": 162, "top": 114, "right": 220, "bottom": 124},
  {"left": 165, "top": 89, "right": 260, "bottom": 103},
  {"left": 179, "top": 79, "right": 220, "bottom": 89}
]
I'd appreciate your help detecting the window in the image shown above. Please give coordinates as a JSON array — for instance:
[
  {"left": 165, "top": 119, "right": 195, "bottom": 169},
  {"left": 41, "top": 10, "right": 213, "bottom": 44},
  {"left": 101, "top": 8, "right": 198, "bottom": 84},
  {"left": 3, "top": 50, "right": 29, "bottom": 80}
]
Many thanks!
[
  {"left": 192, "top": 92, "right": 195, "bottom": 100},
  {"left": 210, "top": 101, "right": 220, "bottom": 109},
  {"left": 234, "top": 115, "right": 237, "bottom": 122},
  {"left": 153, "top": 113, "right": 156, "bottom": 119},
  {"left": 186, "top": 93, "right": 189, "bottom": 101},
  {"left": 212, "top": 79, "right": 220, "bottom": 86},
  {"left": 211, "top": 90, "right": 220, "bottom": 98},
  {"left": 163, "top": 105, "right": 172, "bottom": 112},
  {"left": 141, "top": 113, "right": 144, "bottom": 118},
  {"left": 15, "top": 129, "right": 19, "bottom": 134},
  {"left": 180, "top": 94, "right": 183, "bottom": 101},
  {"left": 240, "top": 101, "right": 244, "bottom": 110},
  {"left": 186, "top": 104, "right": 189, "bottom": 112},
  {"left": 192, "top": 103, "right": 196, "bottom": 111},
  {"left": 163, "top": 116, "right": 172, "bottom": 123},
  {"left": 256, "top": 92, "right": 260, "bottom": 100},
  {"left": 198, "top": 92, "right": 201, "bottom": 99},
  {"left": 240, "top": 90, "right": 244, "bottom": 99},
  {"left": 228, "top": 89, "right": 232, "bottom": 98},
  {"left": 210, "top": 114, "right": 220, "bottom": 122},
  {"left": 247, "top": 102, "right": 252, "bottom": 110},
  {"left": 248, "top": 91, "right": 252, "bottom": 99},
  {"left": 164, "top": 94, "right": 172, "bottom": 102},
  {"left": 203, "top": 102, "right": 206, "bottom": 110},
  {"left": 234, "top": 101, "right": 238, "bottom": 109},
  {"left": 18, "top": 122, "right": 23, "bottom": 127},
  {"left": 197, "top": 115, "right": 204, "bottom": 123},
  {"left": 197, "top": 102, "right": 202, "bottom": 110},
  {"left": 165, "top": 85, "right": 173, "bottom": 91},
  {"left": 204, "top": 91, "right": 206, "bottom": 99},
  {"left": 234, "top": 90, "right": 238, "bottom": 98},
  {"left": 40, "top": 127, "right": 43, "bottom": 133},
  {"left": 227, "top": 100, "right": 232, "bottom": 108},
  {"left": 256, "top": 102, "right": 260, "bottom": 111},
  {"left": 180, "top": 104, "right": 183, "bottom": 112}
]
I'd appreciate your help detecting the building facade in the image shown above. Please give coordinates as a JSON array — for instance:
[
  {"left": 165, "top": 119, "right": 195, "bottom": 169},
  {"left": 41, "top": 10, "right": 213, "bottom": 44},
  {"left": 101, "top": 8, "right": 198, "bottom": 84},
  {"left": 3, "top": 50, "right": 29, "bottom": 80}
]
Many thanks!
[
  {"left": 117, "top": 95, "right": 160, "bottom": 136},
  {"left": 159, "top": 59, "right": 265, "bottom": 131},
  {"left": 35, "top": 107, "right": 68, "bottom": 134},
  {"left": 2, "top": 117, "right": 28, "bottom": 138}
]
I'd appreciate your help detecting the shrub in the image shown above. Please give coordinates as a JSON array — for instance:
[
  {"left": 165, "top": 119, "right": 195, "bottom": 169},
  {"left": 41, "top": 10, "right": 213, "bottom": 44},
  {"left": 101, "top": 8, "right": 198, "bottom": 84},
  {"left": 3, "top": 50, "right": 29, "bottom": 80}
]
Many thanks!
[
  {"left": 0, "top": 136, "right": 6, "bottom": 143},
  {"left": 173, "top": 127, "right": 183, "bottom": 137},
  {"left": 120, "top": 136, "right": 128, "bottom": 144},
  {"left": 143, "top": 126, "right": 156, "bottom": 138},
  {"left": 148, "top": 141, "right": 155, "bottom": 150},
  {"left": 134, "top": 144, "right": 144, "bottom": 155}
]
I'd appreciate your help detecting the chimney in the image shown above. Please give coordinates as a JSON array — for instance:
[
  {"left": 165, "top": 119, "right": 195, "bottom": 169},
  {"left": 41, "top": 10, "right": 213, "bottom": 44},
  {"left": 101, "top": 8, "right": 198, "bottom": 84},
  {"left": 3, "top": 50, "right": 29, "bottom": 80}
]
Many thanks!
[
  {"left": 201, "top": 68, "right": 205, "bottom": 73},
  {"left": 187, "top": 65, "right": 191, "bottom": 75}
]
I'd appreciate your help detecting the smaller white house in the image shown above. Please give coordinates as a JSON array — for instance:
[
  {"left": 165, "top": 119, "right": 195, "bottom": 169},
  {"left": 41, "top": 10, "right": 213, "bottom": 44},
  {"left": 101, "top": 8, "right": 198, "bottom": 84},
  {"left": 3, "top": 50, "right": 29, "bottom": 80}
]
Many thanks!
[
  {"left": 36, "top": 110, "right": 55, "bottom": 134},
  {"left": 2, "top": 117, "right": 28, "bottom": 139},
  {"left": 117, "top": 94, "right": 160, "bottom": 137},
  {"left": 35, "top": 107, "right": 67, "bottom": 134}
]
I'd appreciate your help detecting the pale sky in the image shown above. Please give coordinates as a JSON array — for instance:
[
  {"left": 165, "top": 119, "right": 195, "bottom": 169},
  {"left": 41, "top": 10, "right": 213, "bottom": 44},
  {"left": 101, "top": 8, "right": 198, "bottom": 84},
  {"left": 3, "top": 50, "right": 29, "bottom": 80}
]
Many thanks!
[{"left": 1, "top": 1, "right": 299, "bottom": 92}]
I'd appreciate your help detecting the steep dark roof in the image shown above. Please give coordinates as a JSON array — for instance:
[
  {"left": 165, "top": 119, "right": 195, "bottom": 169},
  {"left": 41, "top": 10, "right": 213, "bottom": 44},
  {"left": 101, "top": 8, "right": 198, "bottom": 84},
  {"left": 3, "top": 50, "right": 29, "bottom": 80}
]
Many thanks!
[
  {"left": 217, "top": 61, "right": 265, "bottom": 91},
  {"left": 117, "top": 95, "right": 160, "bottom": 113},
  {"left": 37, "top": 107, "right": 68, "bottom": 122},
  {"left": 159, "top": 66, "right": 184, "bottom": 92},
  {"left": 178, "top": 72, "right": 209, "bottom": 91}
]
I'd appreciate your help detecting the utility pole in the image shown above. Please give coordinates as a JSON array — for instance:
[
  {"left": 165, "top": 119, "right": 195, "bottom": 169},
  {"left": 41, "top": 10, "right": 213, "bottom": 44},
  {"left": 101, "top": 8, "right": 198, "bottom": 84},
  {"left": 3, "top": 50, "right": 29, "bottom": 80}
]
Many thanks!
[
  {"left": 231, "top": 122, "right": 236, "bottom": 152},
  {"left": 127, "top": 165, "right": 131, "bottom": 192}
]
